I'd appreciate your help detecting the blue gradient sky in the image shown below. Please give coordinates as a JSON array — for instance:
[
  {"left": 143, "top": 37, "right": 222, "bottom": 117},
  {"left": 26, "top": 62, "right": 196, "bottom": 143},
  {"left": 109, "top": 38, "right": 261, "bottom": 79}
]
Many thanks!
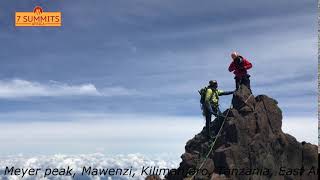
[{"left": 0, "top": 0, "right": 317, "bottom": 155}]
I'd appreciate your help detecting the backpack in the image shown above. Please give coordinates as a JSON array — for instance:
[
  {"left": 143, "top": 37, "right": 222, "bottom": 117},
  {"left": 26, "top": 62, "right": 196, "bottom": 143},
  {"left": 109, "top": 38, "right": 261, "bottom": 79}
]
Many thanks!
[{"left": 198, "top": 87, "right": 209, "bottom": 105}]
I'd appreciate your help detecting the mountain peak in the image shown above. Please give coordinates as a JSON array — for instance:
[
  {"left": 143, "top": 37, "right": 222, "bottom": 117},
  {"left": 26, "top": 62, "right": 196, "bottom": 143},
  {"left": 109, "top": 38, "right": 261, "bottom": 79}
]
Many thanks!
[{"left": 163, "top": 85, "right": 317, "bottom": 180}]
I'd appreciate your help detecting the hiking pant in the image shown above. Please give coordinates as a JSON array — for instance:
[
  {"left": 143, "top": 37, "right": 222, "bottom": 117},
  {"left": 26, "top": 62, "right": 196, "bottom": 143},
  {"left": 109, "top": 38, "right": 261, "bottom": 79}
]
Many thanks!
[
  {"left": 235, "top": 74, "right": 251, "bottom": 91},
  {"left": 205, "top": 105, "right": 222, "bottom": 138}
]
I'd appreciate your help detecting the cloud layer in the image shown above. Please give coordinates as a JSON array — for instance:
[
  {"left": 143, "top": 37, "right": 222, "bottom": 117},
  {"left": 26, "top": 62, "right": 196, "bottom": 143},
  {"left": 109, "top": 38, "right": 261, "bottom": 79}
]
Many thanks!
[{"left": 0, "top": 153, "right": 179, "bottom": 180}]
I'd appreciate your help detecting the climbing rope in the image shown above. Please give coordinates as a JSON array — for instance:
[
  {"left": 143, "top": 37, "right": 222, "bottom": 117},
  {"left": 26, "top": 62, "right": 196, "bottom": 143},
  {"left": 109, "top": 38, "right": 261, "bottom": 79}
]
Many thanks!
[
  {"left": 188, "top": 93, "right": 254, "bottom": 180},
  {"left": 188, "top": 104, "right": 232, "bottom": 180},
  {"left": 244, "top": 94, "right": 253, "bottom": 104}
]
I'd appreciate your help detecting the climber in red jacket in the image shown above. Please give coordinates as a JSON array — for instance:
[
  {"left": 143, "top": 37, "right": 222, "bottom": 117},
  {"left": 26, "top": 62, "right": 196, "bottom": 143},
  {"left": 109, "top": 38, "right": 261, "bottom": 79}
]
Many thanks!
[{"left": 228, "top": 52, "right": 252, "bottom": 91}]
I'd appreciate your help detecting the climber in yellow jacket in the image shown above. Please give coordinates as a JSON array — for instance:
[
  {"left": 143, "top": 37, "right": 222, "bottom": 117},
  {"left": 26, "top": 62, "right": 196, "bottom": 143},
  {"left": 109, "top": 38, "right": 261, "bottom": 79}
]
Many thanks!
[{"left": 203, "top": 80, "right": 234, "bottom": 138}]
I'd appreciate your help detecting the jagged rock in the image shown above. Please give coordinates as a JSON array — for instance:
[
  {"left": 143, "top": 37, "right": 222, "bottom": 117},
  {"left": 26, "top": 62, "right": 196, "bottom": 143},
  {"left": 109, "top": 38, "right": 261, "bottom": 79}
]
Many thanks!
[
  {"left": 164, "top": 85, "right": 318, "bottom": 180},
  {"left": 232, "top": 85, "right": 255, "bottom": 114},
  {"left": 146, "top": 175, "right": 162, "bottom": 180},
  {"left": 181, "top": 153, "right": 199, "bottom": 167},
  {"left": 210, "top": 173, "right": 231, "bottom": 180}
]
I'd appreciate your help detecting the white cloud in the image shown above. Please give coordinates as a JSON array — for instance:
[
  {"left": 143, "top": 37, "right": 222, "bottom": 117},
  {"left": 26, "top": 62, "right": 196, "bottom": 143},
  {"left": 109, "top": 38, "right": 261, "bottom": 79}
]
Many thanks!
[
  {"left": 0, "top": 79, "right": 100, "bottom": 98},
  {"left": 0, "top": 79, "right": 138, "bottom": 98},
  {"left": 0, "top": 153, "right": 179, "bottom": 180}
]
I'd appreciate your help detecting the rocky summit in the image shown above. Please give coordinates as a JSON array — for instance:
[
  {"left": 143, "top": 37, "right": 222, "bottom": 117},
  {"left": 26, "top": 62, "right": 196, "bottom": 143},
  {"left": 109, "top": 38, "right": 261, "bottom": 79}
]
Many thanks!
[{"left": 155, "top": 85, "right": 317, "bottom": 180}]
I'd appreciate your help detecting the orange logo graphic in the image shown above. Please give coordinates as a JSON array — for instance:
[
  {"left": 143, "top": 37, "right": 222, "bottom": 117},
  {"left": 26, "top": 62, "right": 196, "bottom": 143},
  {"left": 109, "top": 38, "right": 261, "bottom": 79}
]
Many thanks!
[{"left": 15, "top": 6, "right": 61, "bottom": 27}]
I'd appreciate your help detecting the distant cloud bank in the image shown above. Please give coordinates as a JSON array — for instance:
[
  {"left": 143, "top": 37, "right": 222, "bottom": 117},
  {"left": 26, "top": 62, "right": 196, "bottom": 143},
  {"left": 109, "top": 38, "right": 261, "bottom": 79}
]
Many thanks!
[{"left": 0, "top": 113, "right": 316, "bottom": 156}]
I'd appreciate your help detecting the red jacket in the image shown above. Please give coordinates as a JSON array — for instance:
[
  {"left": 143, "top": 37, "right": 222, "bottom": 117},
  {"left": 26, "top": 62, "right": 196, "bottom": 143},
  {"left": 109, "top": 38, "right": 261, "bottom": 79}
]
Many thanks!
[{"left": 228, "top": 56, "right": 252, "bottom": 78}]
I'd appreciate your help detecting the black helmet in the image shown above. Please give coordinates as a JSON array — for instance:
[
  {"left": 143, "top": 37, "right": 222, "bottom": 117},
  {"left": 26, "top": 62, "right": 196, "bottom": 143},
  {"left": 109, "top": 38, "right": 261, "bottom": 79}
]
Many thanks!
[{"left": 209, "top": 80, "right": 218, "bottom": 87}]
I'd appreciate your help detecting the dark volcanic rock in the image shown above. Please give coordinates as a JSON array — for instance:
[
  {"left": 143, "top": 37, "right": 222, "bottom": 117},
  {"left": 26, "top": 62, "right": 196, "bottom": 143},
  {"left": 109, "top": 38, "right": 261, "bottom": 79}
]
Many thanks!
[
  {"left": 146, "top": 175, "right": 162, "bottom": 180},
  {"left": 165, "top": 85, "right": 318, "bottom": 180}
]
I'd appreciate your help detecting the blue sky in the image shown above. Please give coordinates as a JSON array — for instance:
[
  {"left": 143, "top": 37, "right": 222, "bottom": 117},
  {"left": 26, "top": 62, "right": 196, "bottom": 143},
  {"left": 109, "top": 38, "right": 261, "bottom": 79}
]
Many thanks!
[{"left": 0, "top": 0, "right": 317, "bottom": 155}]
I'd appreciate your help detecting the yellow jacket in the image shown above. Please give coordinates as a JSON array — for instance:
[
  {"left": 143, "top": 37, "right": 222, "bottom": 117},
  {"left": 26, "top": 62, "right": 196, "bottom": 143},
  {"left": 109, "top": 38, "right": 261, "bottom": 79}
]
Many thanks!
[{"left": 205, "top": 88, "right": 224, "bottom": 108}]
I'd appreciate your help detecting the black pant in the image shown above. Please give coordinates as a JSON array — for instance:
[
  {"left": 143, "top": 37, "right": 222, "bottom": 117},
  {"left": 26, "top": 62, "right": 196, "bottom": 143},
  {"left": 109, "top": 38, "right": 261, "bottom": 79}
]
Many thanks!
[
  {"left": 205, "top": 105, "right": 222, "bottom": 138},
  {"left": 235, "top": 74, "right": 251, "bottom": 91}
]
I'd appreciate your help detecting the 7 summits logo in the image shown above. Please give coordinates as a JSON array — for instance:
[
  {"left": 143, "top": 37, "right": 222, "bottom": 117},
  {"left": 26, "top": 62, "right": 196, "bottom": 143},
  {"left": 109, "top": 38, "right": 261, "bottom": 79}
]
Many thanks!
[{"left": 15, "top": 6, "right": 61, "bottom": 27}]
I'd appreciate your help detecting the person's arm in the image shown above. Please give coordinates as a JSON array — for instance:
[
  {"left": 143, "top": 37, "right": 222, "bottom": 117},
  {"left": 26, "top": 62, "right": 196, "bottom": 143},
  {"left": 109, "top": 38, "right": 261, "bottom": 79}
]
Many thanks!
[
  {"left": 243, "top": 59, "right": 252, "bottom": 70},
  {"left": 218, "top": 90, "right": 234, "bottom": 96},
  {"left": 228, "top": 62, "right": 235, "bottom": 72}
]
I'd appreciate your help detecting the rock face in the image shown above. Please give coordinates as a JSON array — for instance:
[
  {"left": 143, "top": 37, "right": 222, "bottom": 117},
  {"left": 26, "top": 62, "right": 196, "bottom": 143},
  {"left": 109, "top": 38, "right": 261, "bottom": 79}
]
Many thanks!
[
  {"left": 146, "top": 175, "right": 162, "bottom": 180},
  {"left": 165, "top": 85, "right": 318, "bottom": 180}
]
